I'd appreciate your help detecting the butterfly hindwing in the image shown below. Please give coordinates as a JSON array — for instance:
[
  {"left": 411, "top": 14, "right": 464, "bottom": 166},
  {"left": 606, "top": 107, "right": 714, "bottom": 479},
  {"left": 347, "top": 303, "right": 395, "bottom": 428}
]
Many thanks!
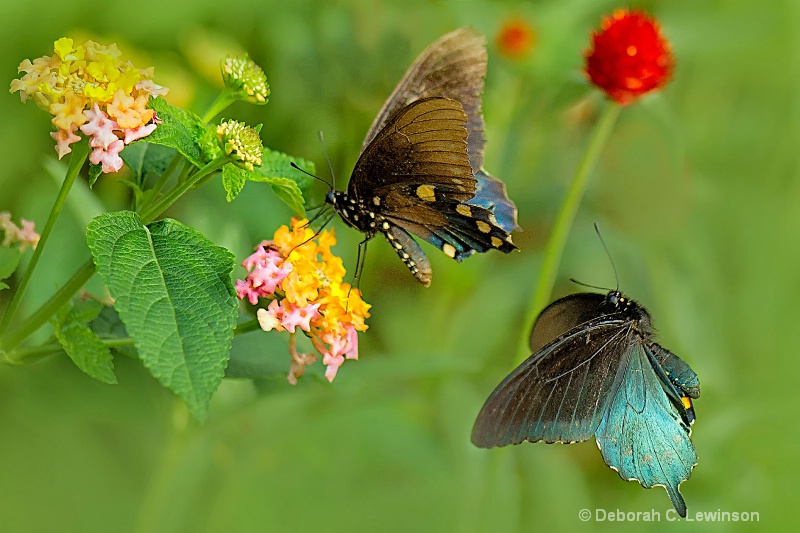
[
  {"left": 529, "top": 293, "right": 608, "bottom": 352},
  {"left": 595, "top": 342, "right": 697, "bottom": 518}
]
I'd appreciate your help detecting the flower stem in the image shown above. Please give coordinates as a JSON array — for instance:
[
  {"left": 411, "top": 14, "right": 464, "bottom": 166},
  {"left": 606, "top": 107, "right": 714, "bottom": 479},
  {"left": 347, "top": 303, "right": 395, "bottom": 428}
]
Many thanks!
[
  {"left": 513, "top": 102, "right": 621, "bottom": 365},
  {"left": 0, "top": 142, "right": 90, "bottom": 341},
  {"left": 201, "top": 90, "right": 237, "bottom": 123},
  {"left": 140, "top": 158, "right": 228, "bottom": 223},
  {"left": 1, "top": 259, "right": 96, "bottom": 354}
]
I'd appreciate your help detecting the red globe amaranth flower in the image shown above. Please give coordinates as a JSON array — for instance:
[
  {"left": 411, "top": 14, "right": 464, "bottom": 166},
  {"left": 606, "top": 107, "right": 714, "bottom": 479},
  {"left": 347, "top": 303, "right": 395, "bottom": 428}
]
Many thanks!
[
  {"left": 496, "top": 19, "right": 536, "bottom": 59},
  {"left": 584, "top": 10, "right": 674, "bottom": 105}
]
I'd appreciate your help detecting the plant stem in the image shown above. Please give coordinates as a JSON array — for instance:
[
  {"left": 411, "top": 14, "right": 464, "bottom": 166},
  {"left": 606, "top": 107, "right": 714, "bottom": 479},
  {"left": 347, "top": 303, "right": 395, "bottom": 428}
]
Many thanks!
[
  {"left": 513, "top": 103, "right": 621, "bottom": 365},
  {"left": 2, "top": 335, "right": 134, "bottom": 365},
  {"left": 140, "top": 153, "right": 184, "bottom": 212},
  {"left": 201, "top": 90, "right": 237, "bottom": 123},
  {"left": 0, "top": 142, "right": 90, "bottom": 340},
  {"left": 2, "top": 259, "right": 96, "bottom": 354},
  {"left": 140, "top": 158, "right": 228, "bottom": 224}
]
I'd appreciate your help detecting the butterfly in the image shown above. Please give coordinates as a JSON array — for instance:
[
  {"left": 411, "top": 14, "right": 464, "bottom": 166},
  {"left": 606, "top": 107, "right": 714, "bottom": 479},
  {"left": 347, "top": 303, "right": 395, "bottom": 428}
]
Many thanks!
[
  {"left": 471, "top": 288, "right": 701, "bottom": 517},
  {"left": 325, "top": 28, "right": 519, "bottom": 286}
]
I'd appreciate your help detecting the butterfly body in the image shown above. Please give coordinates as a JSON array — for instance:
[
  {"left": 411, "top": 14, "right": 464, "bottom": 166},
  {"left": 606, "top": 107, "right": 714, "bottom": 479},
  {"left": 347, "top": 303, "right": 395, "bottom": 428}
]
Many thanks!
[
  {"left": 472, "top": 290, "right": 700, "bottom": 517},
  {"left": 327, "top": 28, "right": 518, "bottom": 286}
]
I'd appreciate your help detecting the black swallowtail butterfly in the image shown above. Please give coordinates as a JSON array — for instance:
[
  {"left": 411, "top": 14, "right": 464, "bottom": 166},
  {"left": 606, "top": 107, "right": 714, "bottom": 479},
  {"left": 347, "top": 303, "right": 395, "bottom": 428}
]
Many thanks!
[
  {"left": 471, "top": 282, "right": 700, "bottom": 516},
  {"left": 325, "top": 28, "right": 519, "bottom": 286}
]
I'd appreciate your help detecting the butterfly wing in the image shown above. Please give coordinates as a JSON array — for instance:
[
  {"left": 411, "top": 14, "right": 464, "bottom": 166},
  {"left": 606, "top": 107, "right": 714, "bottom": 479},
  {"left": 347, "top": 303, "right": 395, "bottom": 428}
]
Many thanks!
[
  {"left": 471, "top": 315, "right": 633, "bottom": 447},
  {"left": 351, "top": 97, "right": 516, "bottom": 271},
  {"left": 363, "top": 27, "right": 488, "bottom": 171},
  {"left": 595, "top": 341, "right": 697, "bottom": 518},
  {"left": 529, "top": 293, "right": 609, "bottom": 352},
  {"left": 363, "top": 27, "right": 520, "bottom": 236},
  {"left": 351, "top": 97, "right": 475, "bottom": 203}
]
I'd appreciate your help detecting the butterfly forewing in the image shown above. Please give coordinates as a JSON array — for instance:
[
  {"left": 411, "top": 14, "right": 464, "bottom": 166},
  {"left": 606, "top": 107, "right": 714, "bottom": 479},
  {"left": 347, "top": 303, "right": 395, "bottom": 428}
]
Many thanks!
[
  {"left": 364, "top": 28, "right": 488, "bottom": 171},
  {"left": 472, "top": 315, "right": 635, "bottom": 447},
  {"left": 350, "top": 97, "right": 474, "bottom": 202}
]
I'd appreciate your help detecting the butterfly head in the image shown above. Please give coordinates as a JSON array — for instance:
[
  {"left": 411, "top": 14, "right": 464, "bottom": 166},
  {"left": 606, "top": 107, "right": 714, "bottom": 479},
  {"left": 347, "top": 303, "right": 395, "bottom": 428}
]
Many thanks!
[{"left": 606, "top": 290, "right": 652, "bottom": 332}]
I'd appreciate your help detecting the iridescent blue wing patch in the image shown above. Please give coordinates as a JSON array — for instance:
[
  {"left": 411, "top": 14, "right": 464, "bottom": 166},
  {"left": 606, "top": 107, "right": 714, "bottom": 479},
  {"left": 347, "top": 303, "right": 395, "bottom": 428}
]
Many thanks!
[{"left": 595, "top": 342, "right": 697, "bottom": 517}]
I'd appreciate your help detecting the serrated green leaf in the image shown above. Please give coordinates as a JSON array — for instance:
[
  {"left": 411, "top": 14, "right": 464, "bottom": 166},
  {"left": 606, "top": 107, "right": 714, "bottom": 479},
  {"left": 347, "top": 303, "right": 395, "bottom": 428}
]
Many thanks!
[
  {"left": 55, "top": 322, "right": 117, "bottom": 384},
  {"left": 86, "top": 211, "right": 238, "bottom": 420},
  {"left": 221, "top": 165, "right": 247, "bottom": 202},
  {"left": 88, "top": 163, "right": 102, "bottom": 187},
  {"left": 270, "top": 178, "right": 305, "bottom": 215},
  {"left": 66, "top": 299, "right": 105, "bottom": 324},
  {"left": 90, "top": 306, "right": 137, "bottom": 359},
  {"left": 146, "top": 97, "right": 207, "bottom": 169},
  {"left": 0, "top": 247, "right": 22, "bottom": 285},
  {"left": 259, "top": 148, "right": 315, "bottom": 191},
  {"left": 121, "top": 142, "right": 177, "bottom": 182}
]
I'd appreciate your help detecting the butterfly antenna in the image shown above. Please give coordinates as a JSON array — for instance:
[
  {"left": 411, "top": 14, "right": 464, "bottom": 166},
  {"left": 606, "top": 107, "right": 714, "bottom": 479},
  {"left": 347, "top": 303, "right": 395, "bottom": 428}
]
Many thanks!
[
  {"left": 287, "top": 211, "right": 338, "bottom": 256},
  {"left": 290, "top": 161, "right": 331, "bottom": 190},
  {"left": 569, "top": 277, "right": 611, "bottom": 292},
  {"left": 318, "top": 130, "right": 336, "bottom": 191},
  {"left": 594, "top": 222, "right": 620, "bottom": 291}
]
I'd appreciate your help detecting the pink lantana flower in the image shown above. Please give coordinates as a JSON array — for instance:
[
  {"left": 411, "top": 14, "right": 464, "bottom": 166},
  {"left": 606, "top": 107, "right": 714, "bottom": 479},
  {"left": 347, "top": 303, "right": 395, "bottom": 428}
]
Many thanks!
[{"left": 280, "top": 302, "right": 321, "bottom": 334}]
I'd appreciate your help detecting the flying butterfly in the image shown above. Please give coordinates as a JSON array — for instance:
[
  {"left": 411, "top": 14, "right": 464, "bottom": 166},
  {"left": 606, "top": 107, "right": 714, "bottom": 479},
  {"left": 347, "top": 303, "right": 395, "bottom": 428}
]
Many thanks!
[
  {"left": 471, "top": 236, "right": 701, "bottom": 517},
  {"left": 324, "top": 28, "right": 519, "bottom": 286}
]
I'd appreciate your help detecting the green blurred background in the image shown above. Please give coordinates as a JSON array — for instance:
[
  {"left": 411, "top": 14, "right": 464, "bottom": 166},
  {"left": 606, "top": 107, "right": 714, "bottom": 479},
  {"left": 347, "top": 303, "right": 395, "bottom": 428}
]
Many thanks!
[{"left": 0, "top": 0, "right": 794, "bottom": 531}]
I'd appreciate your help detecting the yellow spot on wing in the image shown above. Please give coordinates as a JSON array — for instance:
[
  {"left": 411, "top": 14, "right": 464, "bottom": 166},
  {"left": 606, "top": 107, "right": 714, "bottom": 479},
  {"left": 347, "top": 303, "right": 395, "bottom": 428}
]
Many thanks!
[
  {"left": 456, "top": 204, "right": 472, "bottom": 217},
  {"left": 681, "top": 396, "right": 693, "bottom": 410},
  {"left": 442, "top": 243, "right": 456, "bottom": 258},
  {"left": 416, "top": 184, "right": 436, "bottom": 201},
  {"left": 476, "top": 221, "right": 491, "bottom": 233},
  {"left": 491, "top": 236, "right": 503, "bottom": 247}
]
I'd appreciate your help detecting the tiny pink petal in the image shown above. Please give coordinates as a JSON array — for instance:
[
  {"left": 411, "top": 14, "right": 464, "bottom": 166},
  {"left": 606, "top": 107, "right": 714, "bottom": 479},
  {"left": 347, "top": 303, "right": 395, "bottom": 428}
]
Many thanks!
[
  {"left": 235, "top": 279, "right": 261, "bottom": 304},
  {"left": 80, "top": 104, "right": 120, "bottom": 150},
  {"left": 123, "top": 123, "right": 157, "bottom": 144},
  {"left": 249, "top": 260, "right": 292, "bottom": 296},
  {"left": 322, "top": 352, "right": 345, "bottom": 383},
  {"left": 89, "top": 139, "right": 125, "bottom": 173},
  {"left": 257, "top": 305, "right": 283, "bottom": 332},
  {"left": 50, "top": 126, "right": 82, "bottom": 159},
  {"left": 280, "top": 302, "right": 321, "bottom": 333}
]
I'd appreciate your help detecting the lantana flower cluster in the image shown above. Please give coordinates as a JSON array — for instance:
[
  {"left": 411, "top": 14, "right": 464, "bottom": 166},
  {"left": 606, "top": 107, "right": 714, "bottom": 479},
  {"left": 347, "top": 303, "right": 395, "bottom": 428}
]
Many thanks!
[
  {"left": 236, "top": 218, "right": 371, "bottom": 384},
  {"left": 1, "top": 212, "right": 40, "bottom": 251},
  {"left": 10, "top": 37, "right": 168, "bottom": 173}
]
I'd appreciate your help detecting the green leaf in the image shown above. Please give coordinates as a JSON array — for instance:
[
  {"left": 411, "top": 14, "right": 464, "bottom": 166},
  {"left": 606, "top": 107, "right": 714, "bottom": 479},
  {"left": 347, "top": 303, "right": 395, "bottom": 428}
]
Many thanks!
[
  {"left": 259, "top": 148, "right": 315, "bottom": 191},
  {"left": 55, "top": 322, "right": 117, "bottom": 385},
  {"left": 270, "top": 178, "right": 306, "bottom": 215},
  {"left": 88, "top": 163, "right": 102, "bottom": 187},
  {"left": 90, "top": 306, "right": 137, "bottom": 359},
  {"left": 86, "top": 211, "right": 238, "bottom": 420},
  {"left": 146, "top": 97, "right": 207, "bottom": 169},
  {"left": 121, "top": 142, "right": 176, "bottom": 182},
  {"left": 0, "top": 247, "right": 22, "bottom": 288},
  {"left": 218, "top": 149, "right": 312, "bottom": 213},
  {"left": 221, "top": 165, "right": 247, "bottom": 202}
]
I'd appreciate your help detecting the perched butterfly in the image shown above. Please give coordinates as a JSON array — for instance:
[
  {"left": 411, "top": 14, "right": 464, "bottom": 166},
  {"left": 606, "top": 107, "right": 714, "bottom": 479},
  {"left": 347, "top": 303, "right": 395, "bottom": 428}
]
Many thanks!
[
  {"left": 325, "top": 28, "right": 519, "bottom": 286},
  {"left": 471, "top": 285, "right": 701, "bottom": 517}
]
